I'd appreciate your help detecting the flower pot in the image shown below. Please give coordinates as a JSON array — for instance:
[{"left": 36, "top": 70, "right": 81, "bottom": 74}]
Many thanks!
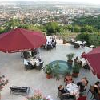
[
  {"left": 46, "top": 74, "right": 52, "bottom": 79},
  {"left": 72, "top": 73, "right": 79, "bottom": 78}
]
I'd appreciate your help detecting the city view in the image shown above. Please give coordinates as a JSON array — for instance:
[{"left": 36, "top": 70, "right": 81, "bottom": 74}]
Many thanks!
[{"left": 0, "top": 0, "right": 100, "bottom": 100}]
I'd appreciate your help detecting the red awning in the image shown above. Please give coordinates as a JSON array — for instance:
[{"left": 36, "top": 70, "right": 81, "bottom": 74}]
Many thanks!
[
  {"left": 82, "top": 47, "right": 100, "bottom": 78},
  {"left": 0, "top": 28, "right": 46, "bottom": 53}
]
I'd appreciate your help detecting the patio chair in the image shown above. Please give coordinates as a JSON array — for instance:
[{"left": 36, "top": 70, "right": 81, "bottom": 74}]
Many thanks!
[{"left": 52, "top": 41, "right": 56, "bottom": 48}]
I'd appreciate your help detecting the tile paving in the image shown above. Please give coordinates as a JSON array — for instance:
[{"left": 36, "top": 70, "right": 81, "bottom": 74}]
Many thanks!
[{"left": 0, "top": 41, "right": 99, "bottom": 100}]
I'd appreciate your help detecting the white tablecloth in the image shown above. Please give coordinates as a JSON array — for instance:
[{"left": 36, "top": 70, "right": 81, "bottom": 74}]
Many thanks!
[
  {"left": 66, "top": 83, "right": 78, "bottom": 92},
  {"left": 66, "top": 83, "right": 79, "bottom": 99},
  {"left": 30, "top": 59, "right": 39, "bottom": 66},
  {"left": 75, "top": 41, "right": 83, "bottom": 45}
]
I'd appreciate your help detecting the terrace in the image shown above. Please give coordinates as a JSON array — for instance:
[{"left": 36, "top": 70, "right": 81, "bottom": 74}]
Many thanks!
[{"left": 0, "top": 40, "right": 99, "bottom": 100}]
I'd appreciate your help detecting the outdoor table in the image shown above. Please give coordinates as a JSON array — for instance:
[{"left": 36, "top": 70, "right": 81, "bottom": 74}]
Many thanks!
[
  {"left": 74, "top": 41, "right": 83, "bottom": 45},
  {"left": 29, "top": 58, "right": 39, "bottom": 66},
  {"left": 66, "top": 83, "right": 79, "bottom": 99}
]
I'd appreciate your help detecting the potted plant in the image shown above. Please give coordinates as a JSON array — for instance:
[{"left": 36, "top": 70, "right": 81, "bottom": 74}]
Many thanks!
[
  {"left": 66, "top": 53, "right": 74, "bottom": 66},
  {"left": 45, "top": 64, "right": 52, "bottom": 79},
  {"left": 72, "top": 64, "right": 80, "bottom": 78},
  {"left": 26, "top": 90, "right": 48, "bottom": 100},
  {"left": 52, "top": 63, "right": 60, "bottom": 80}
]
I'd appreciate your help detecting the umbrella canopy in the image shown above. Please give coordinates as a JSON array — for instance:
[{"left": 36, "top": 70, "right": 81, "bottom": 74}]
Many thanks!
[
  {"left": 82, "top": 47, "right": 100, "bottom": 78},
  {"left": 0, "top": 28, "right": 46, "bottom": 53}
]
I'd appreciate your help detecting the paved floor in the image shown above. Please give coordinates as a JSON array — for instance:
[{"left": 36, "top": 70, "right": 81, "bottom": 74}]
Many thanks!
[{"left": 0, "top": 42, "right": 99, "bottom": 100}]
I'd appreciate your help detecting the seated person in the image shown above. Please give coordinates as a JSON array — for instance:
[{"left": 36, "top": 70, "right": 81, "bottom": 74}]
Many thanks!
[
  {"left": 94, "top": 81, "right": 100, "bottom": 100},
  {"left": 77, "top": 82, "right": 85, "bottom": 92},
  {"left": 37, "top": 55, "right": 42, "bottom": 62},
  {"left": 51, "top": 39, "right": 56, "bottom": 48},
  {"left": 77, "top": 77, "right": 88, "bottom": 92},
  {"left": 23, "top": 51, "right": 30, "bottom": 59},
  {"left": 81, "top": 77, "right": 88, "bottom": 86},
  {"left": 24, "top": 59, "right": 29, "bottom": 65},
  {"left": 24, "top": 59, "right": 34, "bottom": 68},
  {"left": 64, "top": 75, "right": 73, "bottom": 85},
  {"left": 58, "top": 85, "right": 70, "bottom": 95},
  {"left": 46, "top": 42, "right": 52, "bottom": 49},
  {"left": 94, "top": 81, "right": 100, "bottom": 93}
]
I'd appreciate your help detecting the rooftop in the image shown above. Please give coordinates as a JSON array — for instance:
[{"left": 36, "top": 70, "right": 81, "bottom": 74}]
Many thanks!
[{"left": 0, "top": 41, "right": 99, "bottom": 100}]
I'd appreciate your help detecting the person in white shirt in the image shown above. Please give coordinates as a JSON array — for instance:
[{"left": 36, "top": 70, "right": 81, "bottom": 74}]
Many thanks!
[
  {"left": 24, "top": 59, "right": 29, "bottom": 65},
  {"left": 24, "top": 59, "right": 33, "bottom": 68}
]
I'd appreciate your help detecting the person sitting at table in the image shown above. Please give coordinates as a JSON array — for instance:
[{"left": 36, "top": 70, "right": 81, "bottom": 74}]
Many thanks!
[
  {"left": 23, "top": 51, "right": 30, "bottom": 59},
  {"left": 94, "top": 81, "right": 100, "bottom": 100},
  {"left": 24, "top": 59, "right": 34, "bottom": 69},
  {"left": 37, "top": 55, "right": 42, "bottom": 62},
  {"left": 51, "top": 38, "right": 56, "bottom": 48},
  {"left": 64, "top": 75, "right": 73, "bottom": 85},
  {"left": 81, "top": 77, "right": 88, "bottom": 86},
  {"left": 77, "top": 77, "right": 88, "bottom": 92},
  {"left": 58, "top": 85, "right": 70, "bottom": 94},
  {"left": 46, "top": 42, "right": 53, "bottom": 50},
  {"left": 58, "top": 85, "right": 66, "bottom": 94}
]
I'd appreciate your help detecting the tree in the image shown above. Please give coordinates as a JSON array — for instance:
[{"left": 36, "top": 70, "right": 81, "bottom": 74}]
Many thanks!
[
  {"left": 0, "top": 27, "right": 6, "bottom": 34},
  {"left": 76, "top": 33, "right": 90, "bottom": 46},
  {"left": 73, "top": 25, "right": 81, "bottom": 32},
  {"left": 4, "top": 18, "right": 20, "bottom": 32},
  {"left": 64, "top": 25, "right": 73, "bottom": 32},
  {"left": 81, "top": 25, "right": 94, "bottom": 32},
  {"left": 45, "top": 22, "right": 59, "bottom": 35}
]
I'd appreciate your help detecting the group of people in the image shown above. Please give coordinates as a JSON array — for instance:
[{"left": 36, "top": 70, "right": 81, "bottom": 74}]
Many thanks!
[
  {"left": 74, "top": 55, "right": 88, "bottom": 68},
  {"left": 22, "top": 49, "right": 43, "bottom": 70},
  {"left": 23, "top": 55, "right": 42, "bottom": 70},
  {"left": 58, "top": 76, "right": 89, "bottom": 100},
  {"left": 46, "top": 37, "right": 56, "bottom": 50},
  {"left": 21, "top": 49, "right": 39, "bottom": 59}
]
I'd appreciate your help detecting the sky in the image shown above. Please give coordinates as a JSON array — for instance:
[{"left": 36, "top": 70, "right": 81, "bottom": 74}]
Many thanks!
[{"left": 1, "top": 0, "right": 100, "bottom": 5}]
